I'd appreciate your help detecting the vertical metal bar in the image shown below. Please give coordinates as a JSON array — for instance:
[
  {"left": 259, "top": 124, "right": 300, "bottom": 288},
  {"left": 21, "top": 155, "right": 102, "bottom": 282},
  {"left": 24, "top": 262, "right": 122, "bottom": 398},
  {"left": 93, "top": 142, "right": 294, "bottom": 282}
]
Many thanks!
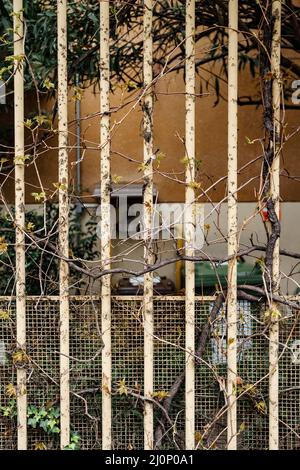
[
  {"left": 100, "top": 0, "right": 112, "bottom": 450},
  {"left": 143, "top": 0, "right": 154, "bottom": 451},
  {"left": 185, "top": 0, "right": 196, "bottom": 450},
  {"left": 227, "top": 0, "right": 238, "bottom": 450},
  {"left": 269, "top": 0, "right": 281, "bottom": 451},
  {"left": 14, "top": 0, "right": 26, "bottom": 450},
  {"left": 57, "top": 0, "right": 70, "bottom": 449}
]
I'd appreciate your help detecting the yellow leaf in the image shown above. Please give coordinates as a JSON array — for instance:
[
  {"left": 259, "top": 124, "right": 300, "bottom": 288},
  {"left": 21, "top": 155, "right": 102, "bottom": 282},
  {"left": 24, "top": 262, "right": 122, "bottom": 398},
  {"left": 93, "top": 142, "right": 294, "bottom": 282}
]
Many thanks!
[
  {"left": 26, "top": 222, "right": 35, "bottom": 232},
  {"left": 53, "top": 182, "right": 68, "bottom": 191},
  {"left": 72, "top": 86, "right": 84, "bottom": 101},
  {"left": 125, "top": 81, "right": 138, "bottom": 91},
  {"left": 188, "top": 181, "right": 201, "bottom": 191},
  {"left": 255, "top": 400, "right": 267, "bottom": 415},
  {"left": 245, "top": 136, "right": 255, "bottom": 145},
  {"left": 31, "top": 192, "right": 46, "bottom": 202},
  {"left": 245, "top": 383, "right": 257, "bottom": 396},
  {"left": 151, "top": 390, "right": 169, "bottom": 401},
  {"left": 33, "top": 442, "right": 47, "bottom": 450},
  {"left": 117, "top": 378, "right": 128, "bottom": 396},
  {"left": 43, "top": 78, "right": 55, "bottom": 90},
  {"left": 180, "top": 156, "right": 189, "bottom": 166},
  {"left": 155, "top": 151, "right": 165, "bottom": 168},
  {"left": 0, "top": 236, "right": 8, "bottom": 254},
  {"left": 137, "top": 163, "right": 147, "bottom": 173},
  {"left": 5, "top": 54, "right": 25, "bottom": 63},
  {"left": 24, "top": 119, "right": 33, "bottom": 129},
  {"left": 177, "top": 325, "right": 182, "bottom": 341},
  {"left": 12, "top": 350, "right": 27, "bottom": 364},
  {"left": 112, "top": 175, "right": 123, "bottom": 184},
  {"left": 14, "top": 154, "right": 31, "bottom": 163},
  {"left": 0, "top": 157, "right": 9, "bottom": 169},
  {"left": 0, "top": 309, "right": 10, "bottom": 320},
  {"left": 264, "top": 307, "right": 281, "bottom": 320},
  {"left": 239, "top": 422, "right": 246, "bottom": 432},
  {"left": 5, "top": 383, "right": 16, "bottom": 398}
]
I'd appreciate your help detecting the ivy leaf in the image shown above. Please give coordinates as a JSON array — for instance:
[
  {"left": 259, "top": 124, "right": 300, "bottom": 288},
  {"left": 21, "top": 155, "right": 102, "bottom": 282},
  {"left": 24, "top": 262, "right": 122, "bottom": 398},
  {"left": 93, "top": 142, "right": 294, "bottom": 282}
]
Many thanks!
[
  {"left": 40, "top": 420, "right": 50, "bottom": 433},
  {"left": 28, "top": 417, "right": 38, "bottom": 428}
]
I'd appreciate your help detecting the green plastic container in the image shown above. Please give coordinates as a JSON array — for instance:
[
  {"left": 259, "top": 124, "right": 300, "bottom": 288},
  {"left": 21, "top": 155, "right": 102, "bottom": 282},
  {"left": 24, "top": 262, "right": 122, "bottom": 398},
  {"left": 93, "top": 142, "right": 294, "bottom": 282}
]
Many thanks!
[{"left": 181, "top": 259, "right": 262, "bottom": 294}]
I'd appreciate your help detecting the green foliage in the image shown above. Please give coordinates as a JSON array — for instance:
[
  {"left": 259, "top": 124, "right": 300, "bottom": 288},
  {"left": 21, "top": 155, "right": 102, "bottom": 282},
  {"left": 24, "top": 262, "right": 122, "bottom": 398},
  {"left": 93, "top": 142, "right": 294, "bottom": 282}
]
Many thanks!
[
  {"left": 64, "top": 432, "right": 80, "bottom": 450},
  {"left": 0, "top": 399, "right": 17, "bottom": 418},
  {"left": 0, "top": 203, "right": 99, "bottom": 295},
  {"left": 0, "top": 400, "right": 80, "bottom": 449},
  {"left": 27, "top": 405, "right": 60, "bottom": 434},
  {"left": 0, "top": 0, "right": 298, "bottom": 97}
]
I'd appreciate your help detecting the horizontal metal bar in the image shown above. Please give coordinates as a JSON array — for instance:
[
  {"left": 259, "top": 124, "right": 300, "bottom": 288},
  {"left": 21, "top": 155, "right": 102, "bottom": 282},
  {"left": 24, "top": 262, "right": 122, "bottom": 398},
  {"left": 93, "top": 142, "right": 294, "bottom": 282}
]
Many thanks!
[{"left": 0, "top": 295, "right": 217, "bottom": 302}]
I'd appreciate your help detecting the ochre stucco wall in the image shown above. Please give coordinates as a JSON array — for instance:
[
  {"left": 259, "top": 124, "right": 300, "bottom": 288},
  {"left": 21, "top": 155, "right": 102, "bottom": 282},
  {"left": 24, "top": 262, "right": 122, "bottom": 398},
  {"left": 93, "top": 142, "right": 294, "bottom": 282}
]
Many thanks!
[{"left": 1, "top": 69, "right": 300, "bottom": 203}]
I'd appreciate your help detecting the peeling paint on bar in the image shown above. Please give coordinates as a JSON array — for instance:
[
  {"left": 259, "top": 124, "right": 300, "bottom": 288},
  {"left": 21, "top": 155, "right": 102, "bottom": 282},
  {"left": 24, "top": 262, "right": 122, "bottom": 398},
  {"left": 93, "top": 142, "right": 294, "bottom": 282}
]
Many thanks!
[
  {"left": 269, "top": 0, "right": 282, "bottom": 451},
  {"left": 143, "top": 0, "right": 154, "bottom": 451},
  {"left": 185, "top": 0, "right": 196, "bottom": 451},
  {"left": 14, "top": 0, "right": 27, "bottom": 451},
  {"left": 100, "top": 0, "right": 112, "bottom": 451},
  {"left": 57, "top": 0, "right": 70, "bottom": 449},
  {"left": 227, "top": 0, "right": 238, "bottom": 450}
]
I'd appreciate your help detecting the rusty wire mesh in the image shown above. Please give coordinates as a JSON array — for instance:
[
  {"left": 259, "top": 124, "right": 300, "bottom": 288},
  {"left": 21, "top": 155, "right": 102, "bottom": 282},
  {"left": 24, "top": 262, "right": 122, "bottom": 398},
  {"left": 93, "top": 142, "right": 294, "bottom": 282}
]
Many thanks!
[{"left": 0, "top": 296, "right": 299, "bottom": 450}]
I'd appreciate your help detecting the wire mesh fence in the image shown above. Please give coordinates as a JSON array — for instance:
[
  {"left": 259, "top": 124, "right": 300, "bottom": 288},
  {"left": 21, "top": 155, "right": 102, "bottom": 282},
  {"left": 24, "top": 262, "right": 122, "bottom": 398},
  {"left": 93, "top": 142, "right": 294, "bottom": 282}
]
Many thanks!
[{"left": 0, "top": 296, "right": 299, "bottom": 450}]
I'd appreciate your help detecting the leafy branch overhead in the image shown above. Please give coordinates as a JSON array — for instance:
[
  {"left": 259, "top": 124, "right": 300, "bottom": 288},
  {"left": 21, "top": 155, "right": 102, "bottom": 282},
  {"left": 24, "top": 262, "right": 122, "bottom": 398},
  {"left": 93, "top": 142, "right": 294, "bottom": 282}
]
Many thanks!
[{"left": 0, "top": 0, "right": 299, "bottom": 105}]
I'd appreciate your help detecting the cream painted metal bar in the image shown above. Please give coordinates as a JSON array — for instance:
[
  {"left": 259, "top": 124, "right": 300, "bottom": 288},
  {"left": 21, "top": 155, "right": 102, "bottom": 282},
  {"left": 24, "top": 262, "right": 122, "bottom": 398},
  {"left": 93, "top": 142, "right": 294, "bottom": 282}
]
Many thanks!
[
  {"left": 227, "top": 0, "right": 238, "bottom": 450},
  {"left": 100, "top": 0, "right": 112, "bottom": 450},
  {"left": 185, "top": 0, "right": 196, "bottom": 450},
  {"left": 57, "top": 0, "right": 70, "bottom": 449},
  {"left": 14, "top": 0, "right": 26, "bottom": 450},
  {"left": 143, "top": 0, "right": 154, "bottom": 450},
  {"left": 269, "top": 0, "right": 282, "bottom": 451}
]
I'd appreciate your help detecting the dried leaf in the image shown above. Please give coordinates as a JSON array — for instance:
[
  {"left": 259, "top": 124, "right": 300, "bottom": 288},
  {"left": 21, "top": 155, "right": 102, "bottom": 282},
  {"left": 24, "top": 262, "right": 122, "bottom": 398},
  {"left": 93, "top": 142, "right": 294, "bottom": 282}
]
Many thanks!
[
  {"left": 151, "top": 390, "right": 169, "bottom": 401},
  {"left": 117, "top": 378, "right": 128, "bottom": 396},
  {"left": 0, "top": 309, "right": 10, "bottom": 320},
  {"left": 33, "top": 442, "right": 47, "bottom": 450},
  {"left": 5, "top": 383, "right": 16, "bottom": 398},
  {"left": 0, "top": 236, "right": 8, "bottom": 254},
  {"left": 12, "top": 350, "right": 27, "bottom": 364}
]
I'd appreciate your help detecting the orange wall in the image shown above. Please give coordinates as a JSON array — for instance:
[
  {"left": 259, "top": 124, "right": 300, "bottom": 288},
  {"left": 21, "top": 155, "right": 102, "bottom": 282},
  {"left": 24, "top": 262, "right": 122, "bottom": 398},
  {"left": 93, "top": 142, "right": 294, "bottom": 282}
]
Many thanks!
[{"left": 1, "top": 69, "right": 300, "bottom": 203}]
